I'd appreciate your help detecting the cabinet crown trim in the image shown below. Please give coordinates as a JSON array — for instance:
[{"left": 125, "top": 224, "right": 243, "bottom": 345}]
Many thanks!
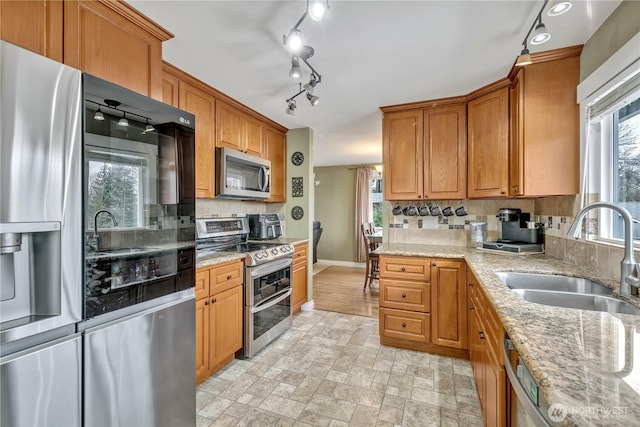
[{"left": 98, "top": 0, "right": 174, "bottom": 41}]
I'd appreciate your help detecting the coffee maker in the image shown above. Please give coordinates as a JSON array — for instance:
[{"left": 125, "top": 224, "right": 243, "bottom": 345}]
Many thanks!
[{"left": 482, "top": 208, "right": 544, "bottom": 253}]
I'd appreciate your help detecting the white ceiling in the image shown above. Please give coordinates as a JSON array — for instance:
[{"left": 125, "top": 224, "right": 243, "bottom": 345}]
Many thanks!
[{"left": 129, "top": 0, "right": 620, "bottom": 166}]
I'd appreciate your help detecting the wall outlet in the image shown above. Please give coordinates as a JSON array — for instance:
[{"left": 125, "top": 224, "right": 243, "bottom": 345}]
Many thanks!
[{"left": 547, "top": 216, "right": 553, "bottom": 228}]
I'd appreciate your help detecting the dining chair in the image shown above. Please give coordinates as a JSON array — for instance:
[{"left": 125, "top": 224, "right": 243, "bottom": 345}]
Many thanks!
[{"left": 361, "top": 223, "right": 380, "bottom": 290}]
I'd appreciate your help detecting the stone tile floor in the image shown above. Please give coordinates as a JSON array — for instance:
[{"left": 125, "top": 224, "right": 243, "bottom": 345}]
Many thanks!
[{"left": 196, "top": 310, "right": 483, "bottom": 426}]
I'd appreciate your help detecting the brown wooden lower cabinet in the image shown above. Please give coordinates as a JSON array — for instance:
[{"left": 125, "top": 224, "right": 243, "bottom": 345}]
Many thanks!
[
  {"left": 195, "top": 260, "right": 243, "bottom": 385},
  {"left": 378, "top": 256, "right": 468, "bottom": 359},
  {"left": 292, "top": 243, "right": 308, "bottom": 314},
  {"left": 468, "top": 270, "right": 506, "bottom": 427}
]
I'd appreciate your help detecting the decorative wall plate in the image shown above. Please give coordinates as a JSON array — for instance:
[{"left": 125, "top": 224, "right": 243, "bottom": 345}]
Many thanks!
[
  {"left": 291, "top": 151, "right": 304, "bottom": 166},
  {"left": 292, "top": 177, "right": 303, "bottom": 197},
  {"left": 291, "top": 206, "right": 304, "bottom": 220}
]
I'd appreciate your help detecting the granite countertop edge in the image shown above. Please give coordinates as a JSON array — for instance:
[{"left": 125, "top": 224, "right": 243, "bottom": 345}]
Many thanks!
[
  {"left": 196, "top": 252, "right": 246, "bottom": 269},
  {"left": 376, "top": 243, "right": 640, "bottom": 427}
]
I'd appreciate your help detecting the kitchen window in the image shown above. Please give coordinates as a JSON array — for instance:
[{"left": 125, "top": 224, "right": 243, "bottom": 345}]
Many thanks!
[
  {"left": 584, "top": 68, "right": 640, "bottom": 245},
  {"left": 371, "top": 177, "right": 383, "bottom": 228}
]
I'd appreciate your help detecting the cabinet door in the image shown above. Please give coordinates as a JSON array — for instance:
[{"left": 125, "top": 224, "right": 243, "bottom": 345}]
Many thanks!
[
  {"left": 195, "top": 268, "right": 210, "bottom": 301},
  {"left": 484, "top": 345, "right": 506, "bottom": 427},
  {"left": 431, "top": 260, "right": 467, "bottom": 349},
  {"left": 265, "top": 126, "right": 287, "bottom": 203},
  {"left": 179, "top": 81, "right": 216, "bottom": 198},
  {"left": 509, "top": 69, "right": 524, "bottom": 197},
  {"left": 0, "top": 0, "right": 63, "bottom": 62},
  {"left": 216, "top": 101, "right": 244, "bottom": 151},
  {"left": 162, "top": 70, "right": 180, "bottom": 108},
  {"left": 244, "top": 115, "right": 264, "bottom": 157},
  {"left": 423, "top": 104, "right": 467, "bottom": 199},
  {"left": 292, "top": 262, "right": 308, "bottom": 314},
  {"left": 209, "top": 286, "right": 243, "bottom": 370},
  {"left": 467, "top": 88, "right": 509, "bottom": 198},
  {"left": 195, "top": 297, "right": 209, "bottom": 385},
  {"left": 63, "top": 0, "right": 166, "bottom": 99},
  {"left": 383, "top": 110, "right": 424, "bottom": 200}
]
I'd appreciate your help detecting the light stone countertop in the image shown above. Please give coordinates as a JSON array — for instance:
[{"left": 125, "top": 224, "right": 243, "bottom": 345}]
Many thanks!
[
  {"left": 376, "top": 243, "right": 640, "bottom": 427},
  {"left": 251, "top": 237, "right": 310, "bottom": 245},
  {"left": 196, "top": 252, "right": 246, "bottom": 269}
]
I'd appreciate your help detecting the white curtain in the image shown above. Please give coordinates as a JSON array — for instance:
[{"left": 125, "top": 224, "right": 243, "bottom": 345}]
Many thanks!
[{"left": 354, "top": 167, "right": 372, "bottom": 262}]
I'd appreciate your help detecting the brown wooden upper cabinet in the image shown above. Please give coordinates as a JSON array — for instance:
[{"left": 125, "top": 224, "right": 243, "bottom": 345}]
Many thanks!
[
  {"left": 467, "top": 87, "right": 510, "bottom": 198},
  {"left": 509, "top": 52, "right": 580, "bottom": 197},
  {"left": 1, "top": 0, "right": 172, "bottom": 100},
  {"left": 265, "top": 126, "right": 287, "bottom": 203},
  {"left": 382, "top": 103, "right": 467, "bottom": 201},
  {"left": 216, "top": 101, "right": 265, "bottom": 158}
]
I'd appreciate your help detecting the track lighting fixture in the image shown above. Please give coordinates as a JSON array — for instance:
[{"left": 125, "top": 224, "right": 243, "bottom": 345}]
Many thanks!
[
  {"left": 547, "top": 0, "right": 572, "bottom": 16},
  {"left": 530, "top": 17, "right": 551, "bottom": 45},
  {"left": 284, "top": 29, "right": 303, "bottom": 53},
  {"left": 93, "top": 107, "right": 105, "bottom": 121},
  {"left": 306, "top": 92, "right": 319, "bottom": 106},
  {"left": 143, "top": 119, "right": 155, "bottom": 134},
  {"left": 286, "top": 100, "right": 297, "bottom": 116},
  {"left": 516, "top": 0, "right": 570, "bottom": 67},
  {"left": 289, "top": 57, "right": 302, "bottom": 79},
  {"left": 308, "top": 0, "right": 328, "bottom": 21},
  {"left": 118, "top": 112, "right": 129, "bottom": 127},
  {"left": 303, "top": 73, "right": 319, "bottom": 94}
]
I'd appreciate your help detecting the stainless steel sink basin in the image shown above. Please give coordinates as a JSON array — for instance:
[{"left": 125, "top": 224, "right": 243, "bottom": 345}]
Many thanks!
[
  {"left": 495, "top": 272, "right": 613, "bottom": 295},
  {"left": 511, "top": 289, "right": 640, "bottom": 315}
]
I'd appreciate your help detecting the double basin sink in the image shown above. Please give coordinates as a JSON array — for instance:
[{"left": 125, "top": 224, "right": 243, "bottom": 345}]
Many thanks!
[{"left": 496, "top": 272, "right": 640, "bottom": 316}]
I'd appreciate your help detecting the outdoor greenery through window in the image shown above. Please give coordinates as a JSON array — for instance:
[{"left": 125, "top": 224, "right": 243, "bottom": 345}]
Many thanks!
[
  {"left": 613, "top": 98, "right": 640, "bottom": 240},
  {"left": 371, "top": 178, "right": 383, "bottom": 228}
]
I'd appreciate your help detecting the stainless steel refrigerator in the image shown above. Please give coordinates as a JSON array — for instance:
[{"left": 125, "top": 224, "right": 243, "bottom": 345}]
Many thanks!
[{"left": 1, "top": 41, "right": 196, "bottom": 427}]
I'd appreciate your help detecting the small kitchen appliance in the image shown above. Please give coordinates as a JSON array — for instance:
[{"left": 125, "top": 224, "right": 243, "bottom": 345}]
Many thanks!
[
  {"left": 248, "top": 213, "right": 283, "bottom": 240},
  {"left": 482, "top": 208, "right": 544, "bottom": 253},
  {"left": 196, "top": 217, "right": 293, "bottom": 358}
]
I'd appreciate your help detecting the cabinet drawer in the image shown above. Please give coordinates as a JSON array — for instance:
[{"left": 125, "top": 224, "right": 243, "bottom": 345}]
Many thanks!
[
  {"left": 380, "top": 256, "right": 431, "bottom": 281},
  {"left": 380, "top": 279, "right": 430, "bottom": 312},
  {"left": 293, "top": 243, "right": 307, "bottom": 265},
  {"left": 379, "top": 308, "right": 430, "bottom": 343},
  {"left": 209, "top": 259, "right": 243, "bottom": 295}
]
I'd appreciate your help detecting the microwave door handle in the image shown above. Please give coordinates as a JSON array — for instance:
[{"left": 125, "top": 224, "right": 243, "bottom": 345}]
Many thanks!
[{"left": 259, "top": 166, "right": 269, "bottom": 192}]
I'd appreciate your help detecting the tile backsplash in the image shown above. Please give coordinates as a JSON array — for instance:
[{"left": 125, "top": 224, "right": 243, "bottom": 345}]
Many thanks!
[{"left": 387, "top": 195, "right": 639, "bottom": 283}]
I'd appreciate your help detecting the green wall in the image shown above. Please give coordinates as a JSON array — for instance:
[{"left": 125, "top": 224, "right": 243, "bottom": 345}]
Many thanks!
[
  {"left": 313, "top": 165, "right": 357, "bottom": 262},
  {"left": 580, "top": 0, "right": 640, "bottom": 81}
]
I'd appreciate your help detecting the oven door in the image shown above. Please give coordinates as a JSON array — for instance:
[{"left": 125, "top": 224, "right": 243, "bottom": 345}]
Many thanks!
[{"left": 244, "top": 258, "right": 292, "bottom": 358}]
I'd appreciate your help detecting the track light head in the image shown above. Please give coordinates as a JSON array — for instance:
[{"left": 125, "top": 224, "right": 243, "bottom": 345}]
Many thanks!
[
  {"left": 93, "top": 107, "right": 105, "bottom": 121},
  {"left": 303, "top": 74, "right": 318, "bottom": 94},
  {"left": 284, "top": 29, "right": 303, "bottom": 53},
  {"left": 308, "top": 0, "right": 327, "bottom": 21},
  {"left": 289, "top": 57, "right": 302, "bottom": 79},
  {"left": 286, "top": 100, "right": 296, "bottom": 116},
  {"left": 547, "top": 1, "right": 572, "bottom": 16},
  {"left": 118, "top": 112, "right": 129, "bottom": 127},
  {"left": 142, "top": 119, "right": 155, "bottom": 134},
  {"left": 306, "top": 92, "right": 319, "bottom": 106},
  {"left": 530, "top": 20, "right": 550, "bottom": 45}
]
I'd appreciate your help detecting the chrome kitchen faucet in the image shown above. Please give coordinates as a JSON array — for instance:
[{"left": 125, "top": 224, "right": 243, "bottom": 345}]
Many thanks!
[{"left": 567, "top": 202, "right": 639, "bottom": 296}]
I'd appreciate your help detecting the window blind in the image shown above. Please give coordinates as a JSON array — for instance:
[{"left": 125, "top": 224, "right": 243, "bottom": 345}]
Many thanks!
[{"left": 588, "top": 69, "right": 640, "bottom": 120}]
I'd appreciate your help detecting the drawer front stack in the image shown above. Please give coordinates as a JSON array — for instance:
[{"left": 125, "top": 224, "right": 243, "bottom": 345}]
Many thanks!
[{"left": 379, "top": 256, "right": 431, "bottom": 345}]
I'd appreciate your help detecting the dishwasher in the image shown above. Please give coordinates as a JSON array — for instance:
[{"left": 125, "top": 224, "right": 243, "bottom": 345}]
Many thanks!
[{"left": 504, "top": 337, "right": 556, "bottom": 427}]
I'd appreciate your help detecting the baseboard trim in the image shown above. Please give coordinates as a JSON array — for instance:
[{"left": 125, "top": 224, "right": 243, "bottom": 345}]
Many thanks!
[
  {"left": 317, "top": 259, "right": 365, "bottom": 268},
  {"left": 301, "top": 301, "right": 314, "bottom": 311}
]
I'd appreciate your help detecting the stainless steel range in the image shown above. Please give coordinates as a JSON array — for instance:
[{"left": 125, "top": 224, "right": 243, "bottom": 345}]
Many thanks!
[{"left": 196, "top": 217, "right": 293, "bottom": 358}]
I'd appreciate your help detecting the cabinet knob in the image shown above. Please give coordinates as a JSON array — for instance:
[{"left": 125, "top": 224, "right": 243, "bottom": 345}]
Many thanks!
[
  {"left": 204, "top": 301, "right": 209, "bottom": 305},
  {"left": 470, "top": 307, "right": 475, "bottom": 311},
  {"left": 432, "top": 263, "right": 436, "bottom": 267},
  {"left": 212, "top": 298, "right": 216, "bottom": 303},
  {"left": 401, "top": 293, "right": 407, "bottom": 298},
  {"left": 479, "top": 331, "right": 485, "bottom": 340},
  {"left": 401, "top": 267, "right": 406, "bottom": 272},
  {"left": 514, "top": 187, "right": 519, "bottom": 194},
  {"left": 468, "top": 283, "right": 474, "bottom": 287},
  {"left": 227, "top": 274, "right": 232, "bottom": 280},
  {"left": 401, "top": 323, "right": 407, "bottom": 328},
  {"left": 500, "top": 190, "right": 506, "bottom": 195},
  {"left": 418, "top": 195, "right": 422, "bottom": 199}
]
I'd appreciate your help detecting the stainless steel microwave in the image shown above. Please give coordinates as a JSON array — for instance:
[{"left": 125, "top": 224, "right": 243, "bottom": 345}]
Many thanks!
[{"left": 215, "top": 148, "right": 271, "bottom": 200}]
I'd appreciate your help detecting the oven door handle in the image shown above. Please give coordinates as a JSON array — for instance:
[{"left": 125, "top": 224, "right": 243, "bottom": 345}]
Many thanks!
[
  {"left": 503, "top": 338, "right": 551, "bottom": 427},
  {"left": 251, "top": 288, "right": 292, "bottom": 313},
  {"left": 249, "top": 257, "right": 292, "bottom": 278}
]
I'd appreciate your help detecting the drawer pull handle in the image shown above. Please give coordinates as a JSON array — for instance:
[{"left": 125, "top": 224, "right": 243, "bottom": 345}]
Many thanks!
[
  {"left": 401, "top": 293, "right": 407, "bottom": 298},
  {"left": 401, "top": 323, "right": 407, "bottom": 328},
  {"left": 401, "top": 267, "right": 406, "bottom": 272},
  {"left": 227, "top": 274, "right": 232, "bottom": 280},
  {"left": 479, "top": 331, "right": 485, "bottom": 340}
]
